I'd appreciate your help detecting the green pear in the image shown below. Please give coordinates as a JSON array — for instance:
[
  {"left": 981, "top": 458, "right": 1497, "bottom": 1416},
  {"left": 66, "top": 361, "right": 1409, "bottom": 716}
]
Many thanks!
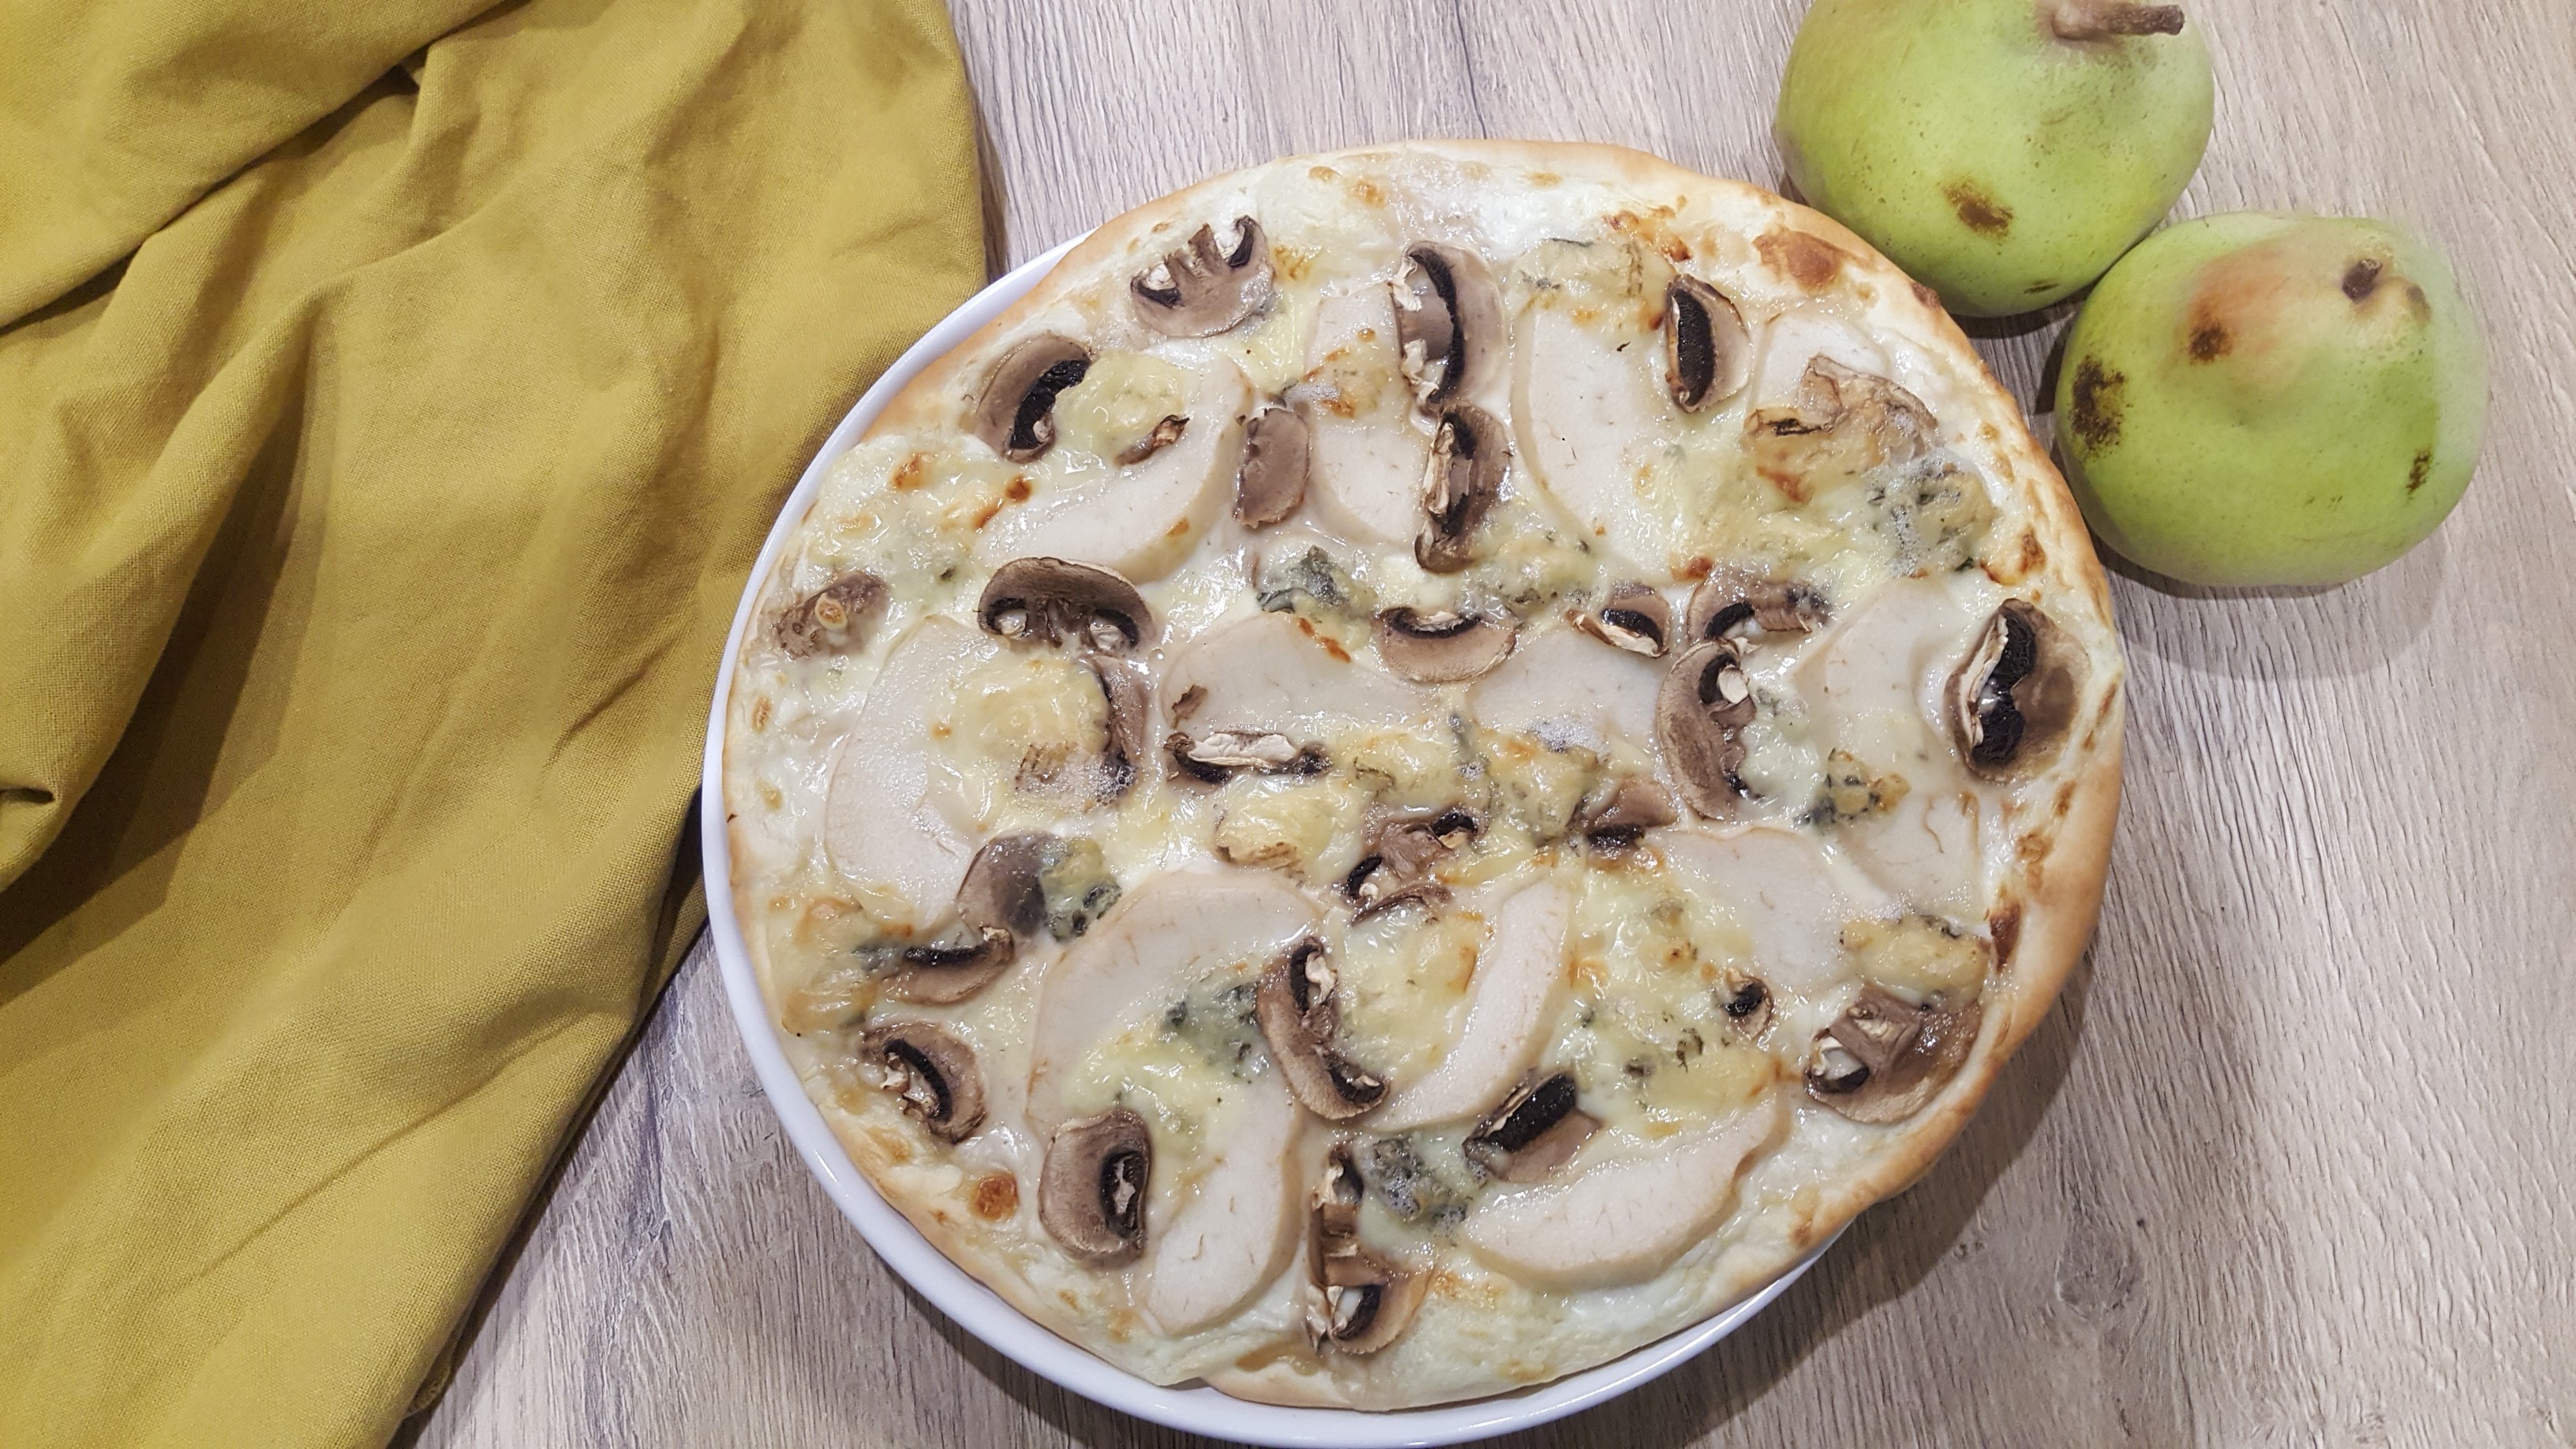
[
  {"left": 1776, "top": 0, "right": 2213, "bottom": 316},
  {"left": 2055, "top": 212, "right": 2488, "bottom": 587}
]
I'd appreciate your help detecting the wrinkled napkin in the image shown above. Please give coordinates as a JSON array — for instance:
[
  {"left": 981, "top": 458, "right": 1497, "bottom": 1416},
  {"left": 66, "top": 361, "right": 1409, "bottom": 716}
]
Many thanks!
[{"left": 0, "top": 0, "right": 984, "bottom": 1441}]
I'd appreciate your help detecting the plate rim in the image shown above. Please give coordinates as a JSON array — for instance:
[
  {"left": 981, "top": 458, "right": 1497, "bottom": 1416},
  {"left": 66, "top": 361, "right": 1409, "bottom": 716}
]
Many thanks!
[{"left": 696, "top": 234, "right": 1837, "bottom": 1449}]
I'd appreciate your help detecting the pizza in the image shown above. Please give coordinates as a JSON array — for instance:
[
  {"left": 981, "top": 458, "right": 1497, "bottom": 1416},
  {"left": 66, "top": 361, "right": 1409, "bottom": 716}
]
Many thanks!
[{"left": 721, "top": 140, "right": 2124, "bottom": 1410}]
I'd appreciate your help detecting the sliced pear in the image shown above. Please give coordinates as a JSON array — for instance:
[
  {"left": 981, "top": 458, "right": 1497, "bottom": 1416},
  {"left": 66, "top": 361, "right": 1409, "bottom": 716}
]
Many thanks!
[
  {"left": 1144, "top": 1073, "right": 1302, "bottom": 1334},
  {"left": 1372, "top": 878, "right": 1570, "bottom": 1131},
  {"left": 1661, "top": 825, "right": 1893, "bottom": 998},
  {"left": 1511, "top": 301, "right": 1675, "bottom": 575},
  {"left": 1466, "top": 623, "right": 1661, "bottom": 753},
  {"left": 1159, "top": 611, "right": 1428, "bottom": 738},
  {"left": 1799, "top": 577, "right": 1994, "bottom": 916},
  {"left": 1747, "top": 305, "right": 1894, "bottom": 413},
  {"left": 1025, "top": 871, "right": 1319, "bottom": 1129},
  {"left": 976, "top": 361, "right": 1252, "bottom": 581},
  {"left": 1460, "top": 1095, "right": 1783, "bottom": 1291},
  {"left": 1301, "top": 284, "right": 1431, "bottom": 545},
  {"left": 823, "top": 616, "right": 995, "bottom": 927}
]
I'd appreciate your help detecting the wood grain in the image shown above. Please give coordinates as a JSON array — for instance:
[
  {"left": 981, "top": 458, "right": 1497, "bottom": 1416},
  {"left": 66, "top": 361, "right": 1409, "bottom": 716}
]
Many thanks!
[{"left": 410, "top": 2, "right": 2576, "bottom": 1443}]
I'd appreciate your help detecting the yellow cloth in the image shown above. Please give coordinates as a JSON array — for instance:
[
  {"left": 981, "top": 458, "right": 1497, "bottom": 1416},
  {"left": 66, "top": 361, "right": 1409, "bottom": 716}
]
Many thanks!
[{"left": 0, "top": 0, "right": 985, "bottom": 1442}]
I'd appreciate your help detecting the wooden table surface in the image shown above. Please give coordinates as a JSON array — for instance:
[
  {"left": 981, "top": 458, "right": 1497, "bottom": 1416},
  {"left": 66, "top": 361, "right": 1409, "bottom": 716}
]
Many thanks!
[{"left": 410, "top": 2, "right": 2576, "bottom": 1443}]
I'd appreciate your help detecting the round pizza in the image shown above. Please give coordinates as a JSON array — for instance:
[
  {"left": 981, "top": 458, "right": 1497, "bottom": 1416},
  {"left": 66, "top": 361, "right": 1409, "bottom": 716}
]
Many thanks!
[{"left": 721, "top": 140, "right": 2125, "bottom": 1410}]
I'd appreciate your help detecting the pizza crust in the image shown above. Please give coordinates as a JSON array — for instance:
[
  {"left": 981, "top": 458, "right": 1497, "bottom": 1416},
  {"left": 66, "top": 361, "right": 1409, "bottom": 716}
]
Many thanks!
[{"left": 724, "top": 140, "right": 2124, "bottom": 1411}]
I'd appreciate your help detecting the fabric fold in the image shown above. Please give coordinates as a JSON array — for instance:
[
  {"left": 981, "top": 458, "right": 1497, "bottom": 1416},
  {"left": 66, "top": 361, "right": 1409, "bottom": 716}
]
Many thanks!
[{"left": 0, "top": 0, "right": 985, "bottom": 1443}]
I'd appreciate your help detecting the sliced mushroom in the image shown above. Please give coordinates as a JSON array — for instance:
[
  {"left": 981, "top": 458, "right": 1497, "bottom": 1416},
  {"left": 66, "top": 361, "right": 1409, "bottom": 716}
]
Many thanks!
[
  {"left": 1948, "top": 600, "right": 2087, "bottom": 779},
  {"left": 1663, "top": 275, "right": 1753, "bottom": 411},
  {"left": 1039, "top": 1108, "right": 1152, "bottom": 1264},
  {"left": 1657, "top": 641, "right": 1758, "bottom": 819},
  {"left": 1374, "top": 607, "right": 1516, "bottom": 684},
  {"left": 1684, "top": 569, "right": 1829, "bottom": 644},
  {"left": 1574, "top": 777, "right": 1676, "bottom": 852},
  {"left": 1305, "top": 1145, "right": 1428, "bottom": 1354},
  {"left": 952, "top": 832, "right": 1120, "bottom": 943},
  {"left": 878, "top": 922, "right": 1014, "bottom": 1005},
  {"left": 1131, "top": 216, "right": 1272, "bottom": 337},
  {"left": 1575, "top": 583, "right": 1670, "bottom": 657},
  {"left": 978, "top": 556, "right": 1155, "bottom": 652},
  {"left": 1464, "top": 1071, "right": 1599, "bottom": 1183},
  {"left": 1234, "top": 406, "right": 1310, "bottom": 528},
  {"left": 1747, "top": 354, "right": 1938, "bottom": 500},
  {"left": 1460, "top": 1095, "right": 1783, "bottom": 1291},
  {"left": 1342, "top": 808, "right": 1477, "bottom": 918},
  {"left": 1415, "top": 406, "right": 1507, "bottom": 575},
  {"left": 1717, "top": 970, "right": 1774, "bottom": 1039},
  {"left": 1394, "top": 242, "right": 1507, "bottom": 409},
  {"left": 1166, "top": 727, "right": 1326, "bottom": 784},
  {"left": 1254, "top": 938, "right": 1387, "bottom": 1120},
  {"left": 972, "top": 334, "right": 1092, "bottom": 462},
  {"left": 775, "top": 570, "right": 889, "bottom": 658},
  {"left": 858, "top": 1021, "right": 987, "bottom": 1142},
  {"left": 1088, "top": 652, "right": 1151, "bottom": 804},
  {"left": 1374, "top": 878, "right": 1570, "bottom": 1130},
  {"left": 1804, "top": 983, "right": 1985, "bottom": 1124}
]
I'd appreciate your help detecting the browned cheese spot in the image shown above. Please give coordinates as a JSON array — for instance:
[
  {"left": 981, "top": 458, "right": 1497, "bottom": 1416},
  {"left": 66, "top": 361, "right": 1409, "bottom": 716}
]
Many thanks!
[
  {"left": 971, "top": 1171, "right": 1020, "bottom": 1220},
  {"left": 1757, "top": 228, "right": 1848, "bottom": 290},
  {"left": 1004, "top": 475, "right": 1033, "bottom": 503},
  {"left": 1945, "top": 181, "right": 2014, "bottom": 237},
  {"left": 2066, "top": 357, "right": 2126, "bottom": 451},
  {"left": 891, "top": 453, "right": 928, "bottom": 490},
  {"left": 1912, "top": 280, "right": 1946, "bottom": 312},
  {"left": 1988, "top": 901, "right": 2024, "bottom": 967}
]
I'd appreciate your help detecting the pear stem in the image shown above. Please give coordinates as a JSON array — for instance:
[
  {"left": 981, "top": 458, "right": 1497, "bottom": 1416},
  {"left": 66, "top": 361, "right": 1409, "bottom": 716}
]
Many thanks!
[{"left": 2050, "top": 1, "right": 2187, "bottom": 41}]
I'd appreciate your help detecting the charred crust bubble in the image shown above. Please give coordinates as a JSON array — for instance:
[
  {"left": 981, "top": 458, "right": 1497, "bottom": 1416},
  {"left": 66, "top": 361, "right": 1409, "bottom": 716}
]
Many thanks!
[{"left": 2066, "top": 357, "right": 2125, "bottom": 452}]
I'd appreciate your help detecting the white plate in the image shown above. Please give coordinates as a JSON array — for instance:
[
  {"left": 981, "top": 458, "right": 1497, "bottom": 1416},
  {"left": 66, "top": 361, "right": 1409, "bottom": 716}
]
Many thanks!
[{"left": 698, "top": 236, "right": 1838, "bottom": 1448}]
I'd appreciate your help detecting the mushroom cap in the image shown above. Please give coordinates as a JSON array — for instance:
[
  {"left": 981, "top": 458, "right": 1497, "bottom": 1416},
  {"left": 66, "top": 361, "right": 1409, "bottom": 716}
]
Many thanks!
[
  {"left": 775, "top": 569, "right": 889, "bottom": 658},
  {"left": 1575, "top": 582, "right": 1671, "bottom": 658},
  {"left": 1233, "top": 405, "right": 1311, "bottom": 529},
  {"left": 1804, "top": 983, "right": 1985, "bottom": 1124},
  {"left": 1303, "top": 1145, "right": 1427, "bottom": 1354},
  {"left": 1656, "top": 640, "right": 1758, "bottom": 819},
  {"left": 1342, "top": 807, "right": 1477, "bottom": 918},
  {"left": 1948, "top": 599, "right": 2087, "bottom": 779},
  {"left": 1574, "top": 776, "right": 1677, "bottom": 851},
  {"left": 972, "top": 333, "right": 1092, "bottom": 462},
  {"left": 1683, "top": 569, "right": 1829, "bottom": 644},
  {"left": 1039, "top": 1107, "right": 1153, "bottom": 1264},
  {"left": 1463, "top": 1071, "right": 1601, "bottom": 1183},
  {"left": 977, "top": 556, "right": 1156, "bottom": 652},
  {"left": 859, "top": 1021, "right": 987, "bottom": 1143},
  {"left": 1131, "top": 216, "right": 1274, "bottom": 338},
  {"left": 880, "top": 923, "right": 1015, "bottom": 1005},
  {"left": 1395, "top": 242, "right": 1507, "bottom": 410},
  {"left": 1373, "top": 606, "right": 1518, "bottom": 685},
  {"left": 953, "top": 832, "right": 1121, "bottom": 944},
  {"left": 1664, "top": 274, "right": 1753, "bottom": 412},
  {"left": 1088, "top": 652, "right": 1152, "bottom": 805},
  {"left": 1415, "top": 405, "right": 1508, "bottom": 575},
  {"left": 1254, "top": 939, "right": 1387, "bottom": 1121}
]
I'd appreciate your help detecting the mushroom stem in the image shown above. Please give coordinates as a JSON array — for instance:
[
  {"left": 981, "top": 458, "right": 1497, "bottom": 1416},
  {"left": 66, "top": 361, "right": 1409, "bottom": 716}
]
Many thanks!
[{"left": 2047, "top": 0, "right": 2186, "bottom": 41}]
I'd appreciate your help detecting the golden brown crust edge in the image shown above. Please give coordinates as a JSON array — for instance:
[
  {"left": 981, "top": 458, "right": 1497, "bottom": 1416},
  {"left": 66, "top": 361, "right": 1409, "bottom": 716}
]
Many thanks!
[{"left": 727, "top": 138, "right": 2126, "bottom": 1412}]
